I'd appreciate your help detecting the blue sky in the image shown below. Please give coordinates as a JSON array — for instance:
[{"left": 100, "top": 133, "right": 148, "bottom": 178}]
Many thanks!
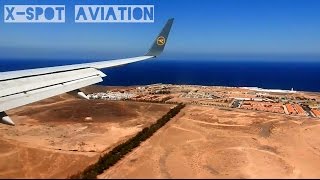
[{"left": 0, "top": 0, "right": 320, "bottom": 61}]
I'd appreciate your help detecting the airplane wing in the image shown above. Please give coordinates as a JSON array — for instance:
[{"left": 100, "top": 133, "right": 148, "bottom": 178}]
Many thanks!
[{"left": 0, "top": 18, "right": 174, "bottom": 125}]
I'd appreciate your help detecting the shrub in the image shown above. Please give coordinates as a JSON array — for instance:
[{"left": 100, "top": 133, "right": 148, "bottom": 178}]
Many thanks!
[{"left": 69, "top": 103, "right": 185, "bottom": 179}]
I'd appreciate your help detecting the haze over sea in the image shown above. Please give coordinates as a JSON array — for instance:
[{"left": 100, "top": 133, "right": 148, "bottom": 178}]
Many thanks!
[{"left": 1, "top": 59, "right": 319, "bottom": 92}]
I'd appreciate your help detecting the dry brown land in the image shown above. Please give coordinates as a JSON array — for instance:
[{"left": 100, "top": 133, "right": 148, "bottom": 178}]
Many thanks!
[
  {"left": 0, "top": 94, "right": 174, "bottom": 178},
  {"left": 99, "top": 105, "right": 320, "bottom": 179},
  {"left": 1, "top": 84, "right": 320, "bottom": 178}
]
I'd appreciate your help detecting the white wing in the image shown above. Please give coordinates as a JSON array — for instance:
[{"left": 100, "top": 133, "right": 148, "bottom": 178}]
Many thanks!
[{"left": 0, "top": 18, "right": 174, "bottom": 125}]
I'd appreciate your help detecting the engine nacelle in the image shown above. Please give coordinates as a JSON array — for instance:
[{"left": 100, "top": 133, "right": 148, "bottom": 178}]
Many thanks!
[
  {"left": 0, "top": 112, "right": 15, "bottom": 126},
  {"left": 67, "top": 89, "right": 90, "bottom": 100}
]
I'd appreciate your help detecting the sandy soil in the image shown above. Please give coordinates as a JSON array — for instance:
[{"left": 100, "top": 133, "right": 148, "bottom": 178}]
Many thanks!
[
  {"left": 0, "top": 94, "right": 174, "bottom": 178},
  {"left": 99, "top": 105, "right": 320, "bottom": 179},
  {"left": 1, "top": 84, "right": 320, "bottom": 178}
]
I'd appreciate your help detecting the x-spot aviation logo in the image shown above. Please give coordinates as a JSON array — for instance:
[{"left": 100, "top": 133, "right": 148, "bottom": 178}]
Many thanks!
[
  {"left": 3, "top": 5, "right": 154, "bottom": 23},
  {"left": 4, "top": 5, "right": 65, "bottom": 23},
  {"left": 157, "top": 36, "right": 166, "bottom": 46}
]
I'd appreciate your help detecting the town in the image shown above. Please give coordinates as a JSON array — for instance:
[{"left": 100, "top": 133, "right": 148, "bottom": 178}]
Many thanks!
[{"left": 87, "top": 84, "right": 320, "bottom": 119}]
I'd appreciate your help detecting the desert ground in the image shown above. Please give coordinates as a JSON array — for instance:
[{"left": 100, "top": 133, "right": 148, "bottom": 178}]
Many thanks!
[
  {"left": 99, "top": 105, "right": 320, "bottom": 179},
  {"left": 0, "top": 94, "right": 174, "bottom": 178},
  {"left": 1, "top": 84, "right": 320, "bottom": 178}
]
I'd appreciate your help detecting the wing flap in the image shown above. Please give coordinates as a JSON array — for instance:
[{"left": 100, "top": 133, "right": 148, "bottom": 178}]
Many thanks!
[
  {"left": 0, "top": 75, "right": 103, "bottom": 112},
  {"left": 0, "top": 68, "right": 106, "bottom": 98}
]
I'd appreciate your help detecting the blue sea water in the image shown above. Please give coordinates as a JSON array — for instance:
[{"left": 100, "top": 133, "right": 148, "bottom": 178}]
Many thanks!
[{"left": 0, "top": 59, "right": 320, "bottom": 92}]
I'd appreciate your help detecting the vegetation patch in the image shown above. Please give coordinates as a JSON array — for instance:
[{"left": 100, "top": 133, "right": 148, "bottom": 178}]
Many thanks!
[{"left": 69, "top": 103, "right": 186, "bottom": 179}]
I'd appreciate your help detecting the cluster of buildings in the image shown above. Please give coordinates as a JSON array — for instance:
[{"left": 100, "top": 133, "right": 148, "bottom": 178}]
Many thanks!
[
  {"left": 311, "top": 109, "right": 320, "bottom": 118},
  {"left": 240, "top": 101, "right": 284, "bottom": 113},
  {"left": 87, "top": 84, "right": 320, "bottom": 119},
  {"left": 284, "top": 103, "right": 320, "bottom": 118},
  {"left": 284, "top": 104, "right": 307, "bottom": 116},
  {"left": 136, "top": 84, "right": 171, "bottom": 94},
  {"left": 182, "top": 91, "right": 220, "bottom": 99},
  {"left": 233, "top": 98, "right": 320, "bottom": 118},
  {"left": 131, "top": 94, "right": 172, "bottom": 102},
  {"left": 88, "top": 92, "right": 136, "bottom": 101}
]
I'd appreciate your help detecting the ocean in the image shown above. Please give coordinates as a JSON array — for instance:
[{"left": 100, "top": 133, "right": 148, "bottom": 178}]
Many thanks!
[{"left": 0, "top": 59, "right": 319, "bottom": 92}]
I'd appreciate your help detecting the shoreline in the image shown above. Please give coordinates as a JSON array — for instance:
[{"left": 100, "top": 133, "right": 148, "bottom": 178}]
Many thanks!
[{"left": 96, "top": 83, "right": 320, "bottom": 94}]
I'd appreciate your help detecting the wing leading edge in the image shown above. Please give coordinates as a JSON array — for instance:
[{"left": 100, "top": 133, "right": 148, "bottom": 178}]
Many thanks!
[{"left": 0, "top": 18, "right": 174, "bottom": 125}]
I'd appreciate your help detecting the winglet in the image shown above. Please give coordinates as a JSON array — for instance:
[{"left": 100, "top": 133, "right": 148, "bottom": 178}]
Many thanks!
[{"left": 145, "top": 18, "right": 174, "bottom": 57}]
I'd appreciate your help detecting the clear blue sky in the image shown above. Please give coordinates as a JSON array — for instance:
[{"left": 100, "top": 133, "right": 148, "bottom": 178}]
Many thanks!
[{"left": 1, "top": 0, "right": 320, "bottom": 61}]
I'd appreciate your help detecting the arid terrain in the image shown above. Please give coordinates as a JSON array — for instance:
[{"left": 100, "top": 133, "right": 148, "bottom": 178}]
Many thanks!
[
  {"left": 0, "top": 93, "right": 174, "bottom": 178},
  {"left": 99, "top": 105, "right": 320, "bottom": 179},
  {"left": 1, "top": 84, "right": 320, "bottom": 178}
]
